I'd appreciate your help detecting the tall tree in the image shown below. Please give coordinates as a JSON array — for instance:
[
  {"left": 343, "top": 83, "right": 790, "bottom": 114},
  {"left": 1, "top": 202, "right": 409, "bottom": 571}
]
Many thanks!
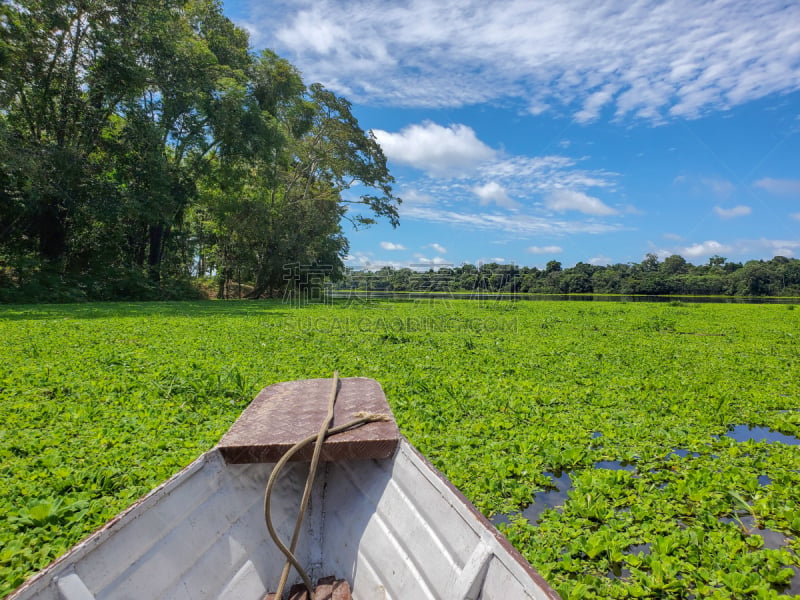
[
  {"left": 0, "top": 3, "right": 400, "bottom": 300},
  {"left": 204, "top": 52, "right": 400, "bottom": 298},
  {"left": 116, "top": 0, "right": 253, "bottom": 281},
  {"left": 1, "top": 0, "right": 148, "bottom": 266}
]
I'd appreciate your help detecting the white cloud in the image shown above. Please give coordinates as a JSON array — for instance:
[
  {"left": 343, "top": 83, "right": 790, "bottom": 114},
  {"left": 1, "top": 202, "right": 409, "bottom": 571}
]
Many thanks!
[
  {"left": 714, "top": 205, "right": 752, "bottom": 218},
  {"left": 403, "top": 205, "right": 623, "bottom": 235},
  {"left": 473, "top": 181, "right": 516, "bottom": 208},
  {"left": 675, "top": 175, "right": 736, "bottom": 198},
  {"left": 754, "top": 178, "right": 800, "bottom": 196},
  {"left": 682, "top": 240, "right": 733, "bottom": 258},
  {"left": 380, "top": 241, "right": 406, "bottom": 250},
  {"left": 477, "top": 257, "right": 506, "bottom": 266},
  {"left": 480, "top": 155, "right": 616, "bottom": 192},
  {"left": 654, "top": 238, "right": 800, "bottom": 262},
  {"left": 791, "top": 212, "right": 800, "bottom": 221},
  {"left": 703, "top": 178, "right": 736, "bottom": 198},
  {"left": 750, "top": 238, "right": 800, "bottom": 257},
  {"left": 528, "top": 100, "right": 549, "bottom": 116},
  {"left": 545, "top": 189, "right": 617, "bottom": 215},
  {"left": 399, "top": 189, "right": 435, "bottom": 205},
  {"left": 376, "top": 124, "right": 620, "bottom": 209},
  {"left": 575, "top": 83, "right": 619, "bottom": 123},
  {"left": 346, "top": 254, "right": 452, "bottom": 271},
  {"left": 386, "top": 137, "right": 624, "bottom": 231},
  {"left": 346, "top": 252, "right": 382, "bottom": 269},
  {"left": 248, "top": 0, "right": 800, "bottom": 121},
  {"left": 625, "top": 205, "right": 645, "bottom": 216},
  {"left": 414, "top": 255, "right": 451, "bottom": 266},
  {"left": 528, "top": 245, "right": 563, "bottom": 254},
  {"left": 589, "top": 255, "right": 613, "bottom": 266},
  {"left": 429, "top": 243, "right": 447, "bottom": 253},
  {"left": 372, "top": 122, "right": 495, "bottom": 177},
  {"left": 663, "top": 233, "right": 684, "bottom": 241}
]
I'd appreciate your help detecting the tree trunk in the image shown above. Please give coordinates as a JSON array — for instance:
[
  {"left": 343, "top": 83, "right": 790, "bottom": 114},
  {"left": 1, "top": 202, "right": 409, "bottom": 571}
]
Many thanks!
[
  {"left": 217, "top": 272, "right": 227, "bottom": 299},
  {"left": 38, "top": 203, "right": 67, "bottom": 264},
  {"left": 148, "top": 224, "right": 164, "bottom": 282}
]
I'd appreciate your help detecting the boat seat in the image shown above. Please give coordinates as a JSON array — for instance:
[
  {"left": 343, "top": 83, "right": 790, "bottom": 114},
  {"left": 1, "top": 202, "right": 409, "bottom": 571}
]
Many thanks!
[{"left": 218, "top": 378, "right": 399, "bottom": 464}]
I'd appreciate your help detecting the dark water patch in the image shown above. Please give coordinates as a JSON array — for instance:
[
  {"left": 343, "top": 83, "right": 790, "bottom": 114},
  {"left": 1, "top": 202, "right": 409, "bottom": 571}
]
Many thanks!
[
  {"left": 758, "top": 474, "right": 772, "bottom": 486},
  {"left": 594, "top": 460, "right": 636, "bottom": 472},
  {"left": 591, "top": 431, "right": 603, "bottom": 439},
  {"left": 720, "top": 515, "right": 800, "bottom": 592},
  {"left": 628, "top": 542, "right": 651, "bottom": 555},
  {"left": 520, "top": 489, "right": 571, "bottom": 524},
  {"left": 494, "top": 462, "right": 643, "bottom": 525},
  {"left": 607, "top": 563, "right": 631, "bottom": 580},
  {"left": 519, "top": 471, "right": 574, "bottom": 524},
  {"left": 719, "top": 514, "right": 791, "bottom": 551},
  {"left": 491, "top": 471, "right": 574, "bottom": 527},
  {"left": 545, "top": 470, "right": 573, "bottom": 491},
  {"left": 783, "top": 566, "right": 800, "bottom": 596},
  {"left": 665, "top": 449, "right": 702, "bottom": 459},
  {"left": 491, "top": 512, "right": 514, "bottom": 527},
  {"left": 725, "top": 425, "right": 800, "bottom": 445}
]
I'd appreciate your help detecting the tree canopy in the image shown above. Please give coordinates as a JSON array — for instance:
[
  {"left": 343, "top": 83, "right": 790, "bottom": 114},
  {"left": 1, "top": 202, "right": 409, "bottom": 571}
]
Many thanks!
[
  {"left": 0, "top": 0, "right": 399, "bottom": 302},
  {"left": 343, "top": 255, "right": 800, "bottom": 298}
]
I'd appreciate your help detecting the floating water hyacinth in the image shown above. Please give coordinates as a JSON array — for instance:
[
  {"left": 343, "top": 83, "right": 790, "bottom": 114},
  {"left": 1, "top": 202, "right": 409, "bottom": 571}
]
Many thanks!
[{"left": 1, "top": 299, "right": 799, "bottom": 598}]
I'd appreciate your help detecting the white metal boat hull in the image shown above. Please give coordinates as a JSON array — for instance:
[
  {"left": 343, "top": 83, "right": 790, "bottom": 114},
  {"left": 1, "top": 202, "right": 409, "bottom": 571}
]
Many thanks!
[{"left": 10, "top": 439, "right": 558, "bottom": 600}]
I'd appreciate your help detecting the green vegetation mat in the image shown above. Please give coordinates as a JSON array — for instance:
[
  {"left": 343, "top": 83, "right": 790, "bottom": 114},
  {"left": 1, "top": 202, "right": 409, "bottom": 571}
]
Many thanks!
[{"left": 1, "top": 300, "right": 799, "bottom": 598}]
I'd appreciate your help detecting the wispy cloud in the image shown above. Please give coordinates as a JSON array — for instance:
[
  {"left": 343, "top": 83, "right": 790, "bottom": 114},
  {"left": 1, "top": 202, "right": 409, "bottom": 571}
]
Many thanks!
[
  {"left": 659, "top": 238, "right": 800, "bottom": 260},
  {"left": 714, "top": 205, "right": 751, "bottom": 218},
  {"left": 403, "top": 205, "right": 624, "bottom": 235},
  {"left": 477, "top": 257, "right": 507, "bottom": 266},
  {"left": 681, "top": 240, "right": 733, "bottom": 258},
  {"left": 414, "top": 255, "right": 450, "bottom": 266},
  {"left": 703, "top": 178, "right": 736, "bottom": 198},
  {"left": 346, "top": 252, "right": 407, "bottom": 270},
  {"left": 248, "top": 0, "right": 800, "bottom": 121},
  {"left": 428, "top": 243, "right": 447, "bottom": 253},
  {"left": 473, "top": 181, "right": 516, "bottom": 208},
  {"left": 675, "top": 175, "right": 736, "bottom": 198},
  {"left": 381, "top": 120, "right": 626, "bottom": 233},
  {"left": 545, "top": 189, "right": 617, "bottom": 215},
  {"left": 575, "top": 83, "right": 619, "bottom": 123},
  {"left": 398, "top": 188, "right": 435, "bottom": 205},
  {"left": 379, "top": 121, "right": 619, "bottom": 197},
  {"left": 380, "top": 241, "right": 406, "bottom": 250},
  {"left": 589, "top": 255, "right": 613, "bottom": 265},
  {"left": 372, "top": 122, "right": 495, "bottom": 177},
  {"left": 528, "top": 245, "right": 563, "bottom": 254},
  {"left": 754, "top": 178, "right": 800, "bottom": 196},
  {"left": 736, "top": 239, "right": 800, "bottom": 258}
]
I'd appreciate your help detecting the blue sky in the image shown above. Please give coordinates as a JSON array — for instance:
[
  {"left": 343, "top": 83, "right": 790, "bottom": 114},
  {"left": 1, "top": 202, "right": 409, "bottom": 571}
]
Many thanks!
[{"left": 222, "top": 0, "right": 800, "bottom": 270}]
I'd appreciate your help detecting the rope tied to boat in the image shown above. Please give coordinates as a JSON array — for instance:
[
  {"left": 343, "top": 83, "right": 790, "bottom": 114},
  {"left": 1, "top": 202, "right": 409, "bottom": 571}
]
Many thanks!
[{"left": 264, "top": 372, "right": 389, "bottom": 600}]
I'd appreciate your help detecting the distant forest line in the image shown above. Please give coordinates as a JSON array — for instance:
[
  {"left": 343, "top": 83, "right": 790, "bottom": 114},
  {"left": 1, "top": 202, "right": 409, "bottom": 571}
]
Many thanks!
[{"left": 340, "top": 255, "right": 800, "bottom": 298}]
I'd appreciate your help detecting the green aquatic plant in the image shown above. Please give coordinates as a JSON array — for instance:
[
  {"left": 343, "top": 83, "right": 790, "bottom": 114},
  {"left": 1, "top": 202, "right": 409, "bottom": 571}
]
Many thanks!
[{"left": 1, "top": 299, "right": 799, "bottom": 598}]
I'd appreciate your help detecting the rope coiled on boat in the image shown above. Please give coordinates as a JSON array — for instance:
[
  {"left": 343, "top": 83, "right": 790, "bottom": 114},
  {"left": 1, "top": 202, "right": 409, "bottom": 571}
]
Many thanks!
[{"left": 264, "top": 372, "right": 389, "bottom": 600}]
